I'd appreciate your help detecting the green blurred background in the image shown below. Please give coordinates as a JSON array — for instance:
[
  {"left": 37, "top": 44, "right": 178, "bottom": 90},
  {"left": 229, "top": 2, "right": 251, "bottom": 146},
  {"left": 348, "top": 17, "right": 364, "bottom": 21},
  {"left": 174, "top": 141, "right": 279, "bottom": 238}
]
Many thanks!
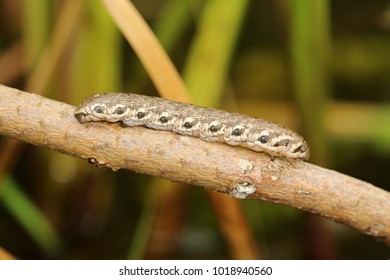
[{"left": 0, "top": 0, "right": 390, "bottom": 259}]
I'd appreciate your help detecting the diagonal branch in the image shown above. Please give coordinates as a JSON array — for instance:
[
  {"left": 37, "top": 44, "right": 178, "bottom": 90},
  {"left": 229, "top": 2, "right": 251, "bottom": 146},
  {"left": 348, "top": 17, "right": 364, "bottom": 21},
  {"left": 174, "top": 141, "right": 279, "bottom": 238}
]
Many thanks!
[{"left": 1, "top": 84, "right": 390, "bottom": 245}]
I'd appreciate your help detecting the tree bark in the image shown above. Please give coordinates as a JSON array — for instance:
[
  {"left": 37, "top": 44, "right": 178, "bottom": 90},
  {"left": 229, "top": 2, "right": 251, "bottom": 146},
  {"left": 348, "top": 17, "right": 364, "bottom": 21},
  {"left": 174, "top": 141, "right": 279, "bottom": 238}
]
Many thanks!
[{"left": 1, "top": 84, "right": 390, "bottom": 245}]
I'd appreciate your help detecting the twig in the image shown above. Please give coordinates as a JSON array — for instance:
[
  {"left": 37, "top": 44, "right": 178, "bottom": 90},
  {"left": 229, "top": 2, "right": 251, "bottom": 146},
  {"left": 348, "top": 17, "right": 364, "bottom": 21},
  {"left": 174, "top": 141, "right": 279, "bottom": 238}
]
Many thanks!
[{"left": 1, "top": 84, "right": 390, "bottom": 245}]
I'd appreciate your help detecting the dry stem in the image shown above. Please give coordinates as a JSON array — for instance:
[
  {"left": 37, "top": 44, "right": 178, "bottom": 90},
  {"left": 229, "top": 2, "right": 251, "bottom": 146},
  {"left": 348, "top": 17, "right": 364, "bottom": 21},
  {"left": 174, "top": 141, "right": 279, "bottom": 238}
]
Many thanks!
[{"left": 1, "top": 84, "right": 390, "bottom": 245}]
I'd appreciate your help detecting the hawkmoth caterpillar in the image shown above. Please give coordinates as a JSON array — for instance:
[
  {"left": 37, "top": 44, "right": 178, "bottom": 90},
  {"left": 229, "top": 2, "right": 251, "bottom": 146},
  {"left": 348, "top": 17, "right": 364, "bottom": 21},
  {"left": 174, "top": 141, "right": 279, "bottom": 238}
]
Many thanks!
[{"left": 74, "top": 93, "right": 310, "bottom": 160}]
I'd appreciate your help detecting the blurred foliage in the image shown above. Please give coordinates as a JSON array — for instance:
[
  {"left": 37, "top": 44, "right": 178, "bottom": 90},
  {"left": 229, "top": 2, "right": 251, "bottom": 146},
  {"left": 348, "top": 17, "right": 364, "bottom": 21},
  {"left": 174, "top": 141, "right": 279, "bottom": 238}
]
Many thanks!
[{"left": 0, "top": 0, "right": 390, "bottom": 260}]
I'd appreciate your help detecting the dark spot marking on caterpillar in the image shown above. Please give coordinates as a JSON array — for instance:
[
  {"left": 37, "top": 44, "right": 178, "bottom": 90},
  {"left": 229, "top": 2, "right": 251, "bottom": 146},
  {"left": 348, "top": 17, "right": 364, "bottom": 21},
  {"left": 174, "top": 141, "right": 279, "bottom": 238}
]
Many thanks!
[
  {"left": 209, "top": 125, "right": 220, "bottom": 133},
  {"left": 292, "top": 144, "right": 303, "bottom": 153},
  {"left": 159, "top": 116, "right": 168, "bottom": 123},
  {"left": 114, "top": 107, "right": 126, "bottom": 115},
  {"left": 232, "top": 128, "right": 242, "bottom": 136},
  {"left": 137, "top": 111, "right": 147, "bottom": 119},
  {"left": 258, "top": 135, "right": 269, "bottom": 144},
  {"left": 274, "top": 139, "right": 289, "bottom": 147},
  {"left": 184, "top": 122, "right": 193, "bottom": 129},
  {"left": 94, "top": 105, "right": 104, "bottom": 114}
]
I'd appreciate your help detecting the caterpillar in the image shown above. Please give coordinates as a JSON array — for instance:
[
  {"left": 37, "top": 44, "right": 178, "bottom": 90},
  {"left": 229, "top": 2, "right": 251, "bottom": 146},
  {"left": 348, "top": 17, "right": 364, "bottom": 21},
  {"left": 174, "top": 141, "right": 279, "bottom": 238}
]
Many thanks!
[{"left": 74, "top": 93, "right": 310, "bottom": 160}]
